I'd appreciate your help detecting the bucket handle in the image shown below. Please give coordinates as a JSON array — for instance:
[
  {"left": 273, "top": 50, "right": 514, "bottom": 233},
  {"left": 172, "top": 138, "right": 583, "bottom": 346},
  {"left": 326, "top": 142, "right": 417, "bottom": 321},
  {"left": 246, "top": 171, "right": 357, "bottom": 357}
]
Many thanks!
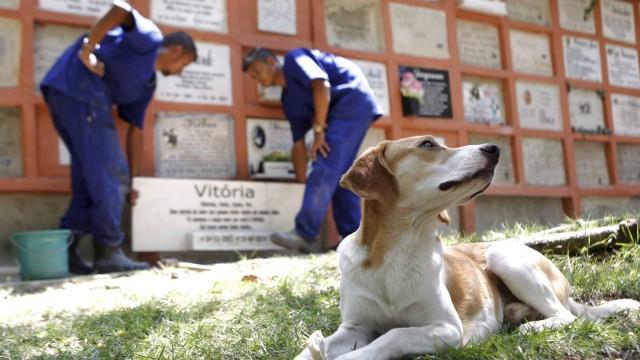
[{"left": 11, "top": 233, "right": 73, "bottom": 254}]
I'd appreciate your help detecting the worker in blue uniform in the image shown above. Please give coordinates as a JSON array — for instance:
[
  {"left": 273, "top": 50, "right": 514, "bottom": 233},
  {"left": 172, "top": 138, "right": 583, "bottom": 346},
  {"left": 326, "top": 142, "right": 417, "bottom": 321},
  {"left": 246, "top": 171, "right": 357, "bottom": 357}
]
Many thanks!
[
  {"left": 242, "top": 47, "right": 382, "bottom": 253},
  {"left": 41, "top": 1, "right": 197, "bottom": 273}
]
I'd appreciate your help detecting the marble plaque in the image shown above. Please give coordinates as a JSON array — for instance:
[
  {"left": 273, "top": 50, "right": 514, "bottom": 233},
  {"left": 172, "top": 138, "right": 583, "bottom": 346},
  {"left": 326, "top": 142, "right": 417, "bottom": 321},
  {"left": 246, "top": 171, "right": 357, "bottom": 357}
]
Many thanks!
[
  {"left": 0, "top": 107, "right": 22, "bottom": 177},
  {"left": 510, "top": 30, "right": 552, "bottom": 76},
  {"left": 258, "top": 0, "right": 296, "bottom": 35},
  {"left": 602, "top": 0, "right": 636, "bottom": 44},
  {"left": 457, "top": 20, "right": 501, "bottom": 69},
  {"left": 617, "top": 144, "right": 640, "bottom": 183},
  {"left": 568, "top": 88, "right": 605, "bottom": 131},
  {"left": 506, "top": 0, "right": 551, "bottom": 26},
  {"left": 457, "top": 0, "right": 507, "bottom": 16},
  {"left": 154, "top": 112, "right": 236, "bottom": 179},
  {"left": 516, "top": 81, "right": 562, "bottom": 131},
  {"left": 462, "top": 77, "right": 505, "bottom": 125},
  {"left": 258, "top": 84, "right": 282, "bottom": 102},
  {"left": 39, "top": 0, "right": 111, "bottom": 17},
  {"left": 574, "top": 141, "right": 610, "bottom": 187},
  {"left": 247, "top": 118, "right": 293, "bottom": 180},
  {"left": 0, "top": 17, "right": 21, "bottom": 88},
  {"left": 58, "top": 138, "right": 70, "bottom": 166},
  {"left": 611, "top": 93, "right": 640, "bottom": 137},
  {"left": 34, "top": 24, "right": 86, "bottom": 92},
  {"left": 563, "top": 36, "right": 602, "bottom": 82},
  {"left": 351, "top": 59, "right": 390, "bottom": 116},
  {"left": 156, "top": 42, "right": 232, "bottom": 105},
  {"left": 606, "top": 44, "right": 640, "bottom": 89},
  {"left": 390, "top": 3, "right": 449, "bottom": 59},
  {"left": 132, "top": 177, "right": 305, "bottom": 251},
  {"left": 150, "top": 0, "right": 227, "bottom": 33},
  {"left": 399, "top": 66, "right": 453, "bottom": 118},
  {"left": 522, "top": 138, "right": 566, "bottom": 186},
  {"left": 558, "top": 0, "right": 596, "bottom": 34},
  {"left": 468, "top": 135, "right": 515, "bottom": 184},
  {"left": 324, "top": 0, "right": 384, "bottom": 53},
  {"left": 0, "top": 0, "right": 19, "bottom": 9}
]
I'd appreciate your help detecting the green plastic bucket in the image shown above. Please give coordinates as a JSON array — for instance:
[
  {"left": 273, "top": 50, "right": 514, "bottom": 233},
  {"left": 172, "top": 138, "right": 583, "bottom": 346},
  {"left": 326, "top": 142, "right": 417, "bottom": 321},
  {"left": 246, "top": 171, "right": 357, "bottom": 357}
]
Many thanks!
[{"left": 12, "top": 230, "right": 71, "bottom": 281}]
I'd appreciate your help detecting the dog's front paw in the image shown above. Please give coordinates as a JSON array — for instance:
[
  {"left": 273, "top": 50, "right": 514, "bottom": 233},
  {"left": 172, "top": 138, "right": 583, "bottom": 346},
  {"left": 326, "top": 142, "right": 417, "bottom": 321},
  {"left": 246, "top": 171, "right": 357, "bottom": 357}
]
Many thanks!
[{"left": 294, "top": 331, "right": 327, "bottom": 360}]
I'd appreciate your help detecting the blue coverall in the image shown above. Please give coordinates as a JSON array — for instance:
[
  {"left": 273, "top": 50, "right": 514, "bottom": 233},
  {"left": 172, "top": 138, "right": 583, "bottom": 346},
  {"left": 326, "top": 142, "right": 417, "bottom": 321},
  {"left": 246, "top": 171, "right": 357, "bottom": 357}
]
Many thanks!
[
  {"left": 40, "top": 10, "right": 162, "bottom": 247},
  {"left": 281, "top": 48, "right": 383, "bottom": 239}
]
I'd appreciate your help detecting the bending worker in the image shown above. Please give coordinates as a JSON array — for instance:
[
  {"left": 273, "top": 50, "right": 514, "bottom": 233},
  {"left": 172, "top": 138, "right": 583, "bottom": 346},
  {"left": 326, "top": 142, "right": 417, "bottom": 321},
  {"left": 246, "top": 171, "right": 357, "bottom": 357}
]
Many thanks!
[
  {"left": 40, "top": 1, "right": 197, "bottom": 273},
  {"left": 242, "top": 47, "right": 382, "bottom": 252}
]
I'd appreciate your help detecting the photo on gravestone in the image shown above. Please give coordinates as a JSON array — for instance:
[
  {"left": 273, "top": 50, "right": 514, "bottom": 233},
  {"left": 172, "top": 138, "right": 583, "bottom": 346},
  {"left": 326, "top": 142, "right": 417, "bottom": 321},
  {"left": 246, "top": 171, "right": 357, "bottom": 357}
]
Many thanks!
[
  {"left": 258, "top": 0, "right": 296, "bottom": 35},
  {"left": 601, "top": 0, "right": 636, "bottom": 44},
  {"left": 0, "top": 0, "right": 19, "bottom": 10},
  {"left": 150, "top": 0, "right": 227, "bottom": 34},
  {"left": 34, "top": 24, "right": 87, "bottom": 93},
  {"left": 247, "top": 119, "right": 294, "bottom": 180},
  {"left": 558, "top": 0, "right": 596, "bottom": 34},
  {"left": 154, "top": 112, "right": 236, "bottom": 179},
  {"left": 611, "top": 93, "right": 640, "bottom": 137},
  {"left": 522, "top": 137, "right": 566, "bottom": 186},
  {"left": 506, "top": 0, "right": 551, "bottom": 27},
  {"left": 563, "top": 36, "right": 602, "bottom": 83},
  {"left": 38, "top": 0, "right": 111, "bottom": 17},
  {"left": 606, "top": 44, "right": 640, "bottom": 89},
  {"left": 568, "top": 87, "right": 606, "bottom": 133},
  {"left": 516, "top": 81, "right": 562, "bottom": 131},
  {"left": 574, "top": 141, "right": 610, "bottom": 187},
  {"left": 617, "top": 144, "right": 640, "bottom": 184},
  {"left": 389, "top": 3, "right": 449, "bottom": 59},
  {"left": 324, "top": 0, "right": 384, "bottom": 53},
  {"left": 0, "top": 17, "right": 21, "bottom": 88},
  {"left": 398, "top": 66, "right": 452, "bottom": 118},
  {"left": 462, "top": 77, "right": 505, "bottom": 125},
  {"left": 351, "top": 59, "right": 390, "bottom": 116},
  {"left": 0, "top": 107, "right": 22, "bottom": 178},
  {"left": 456, "top": 20, "right": 502, "bottom": 70}
]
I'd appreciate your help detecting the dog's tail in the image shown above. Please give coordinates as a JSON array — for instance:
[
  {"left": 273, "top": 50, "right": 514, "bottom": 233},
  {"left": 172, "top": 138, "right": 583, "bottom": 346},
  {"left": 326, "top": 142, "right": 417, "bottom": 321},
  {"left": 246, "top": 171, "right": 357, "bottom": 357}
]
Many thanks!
[{"left": 568, "top": 298, "right": 640, "bottom": 321}]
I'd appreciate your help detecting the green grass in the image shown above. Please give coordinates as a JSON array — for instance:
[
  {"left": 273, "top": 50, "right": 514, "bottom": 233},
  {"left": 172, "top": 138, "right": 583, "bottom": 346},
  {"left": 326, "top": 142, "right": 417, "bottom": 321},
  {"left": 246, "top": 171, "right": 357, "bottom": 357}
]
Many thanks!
[{"left": 1, "top": 218, "right": 639, "bottom": 360}]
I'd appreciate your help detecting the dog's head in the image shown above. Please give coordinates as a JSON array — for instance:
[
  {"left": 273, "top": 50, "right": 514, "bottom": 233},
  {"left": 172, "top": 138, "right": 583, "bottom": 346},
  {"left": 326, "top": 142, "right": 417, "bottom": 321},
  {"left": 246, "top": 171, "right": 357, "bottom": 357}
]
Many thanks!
[{"left": 340, "top": 135, "right": 499, "bottom": 214}]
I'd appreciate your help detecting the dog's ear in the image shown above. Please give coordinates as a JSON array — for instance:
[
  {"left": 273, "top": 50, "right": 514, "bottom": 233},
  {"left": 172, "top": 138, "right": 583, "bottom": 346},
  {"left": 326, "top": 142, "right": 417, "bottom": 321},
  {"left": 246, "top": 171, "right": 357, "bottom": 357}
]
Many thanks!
[
  {"left": 340, "top": 141, "right": 397, "bottom": 203},
  {"left": 437, "top": 210, "right": 451, "bottom": 225}
]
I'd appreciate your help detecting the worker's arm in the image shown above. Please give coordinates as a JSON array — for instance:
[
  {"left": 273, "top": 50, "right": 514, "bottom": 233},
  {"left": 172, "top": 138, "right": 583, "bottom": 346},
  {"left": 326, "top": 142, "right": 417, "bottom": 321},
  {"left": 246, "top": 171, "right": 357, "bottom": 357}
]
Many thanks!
[
  {"left": 292, "top": 139, "right": 308, "bottom": 183},
  {"left": 125, "top": 123, "right": 143, "bottom": 205},
  {"left": 309, "top": 78, "right": 331, "bottom": 161},
  {"left": 79, "top": 1, "right": 134, "bottom": 76}
]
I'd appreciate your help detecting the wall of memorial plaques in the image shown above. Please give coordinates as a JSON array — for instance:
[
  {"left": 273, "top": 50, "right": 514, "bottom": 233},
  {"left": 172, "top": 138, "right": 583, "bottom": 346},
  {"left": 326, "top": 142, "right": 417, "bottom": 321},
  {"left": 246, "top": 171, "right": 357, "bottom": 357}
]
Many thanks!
[
  {"left": 38, "top": 0, "right": 111, "bottom": 17},
  {"left": 605, "top": 44, "right": 640, "bottom": 89},
  {"left": 0, "top": 107, "right": 22, "bottom": 178},
  {"left": 505, "top": 0, "right": 551, "bottom": 27},
  {"left": 611, "top": 93, "right": 640, "bottom": 136},
  {"left": 0, "top": 17, "right": 21, "bottom": 88},
  {"left": 558, "top": 0, "right": 596, "bottom": 34},
  {"left": 324, "top": 0, "right": 384, "bottom": 53},
  {"left": 568, "top": 88, "right": 605, "bottom": 132},
  {"left": 563, "top": 36, "right": 602, "bottom": 83},
  {"left": 0, "top": 0, "right": 19, "bottom": 9},
  {"left": 617, "top": 144, "right": 640, "bottom": 184},
  {"left": 509, "top": 30, "right": 553, "bottom": 76},
  {"left": 457, "top": 20, "right": 502, "bottom": 69},
  {"left": 150, "top": 0, "right": 228, "bottom": 33},
  {"left": 389, "top": 3, "right": 449, "bottom": 59},
  {"left": 574, "top": 141, "right": 610, "bottom": 187},
  {"left": 462, "top": 77, "right": 505, "bottom": 125},
  {"left": 257, "top": 0, "right": 297, "bottom": 35},
  {"left": 522, "top": 138, "right": 566, "bottom": 186},
  {"left": 516, "top": 81, "right": 562, "bottom": 131}
]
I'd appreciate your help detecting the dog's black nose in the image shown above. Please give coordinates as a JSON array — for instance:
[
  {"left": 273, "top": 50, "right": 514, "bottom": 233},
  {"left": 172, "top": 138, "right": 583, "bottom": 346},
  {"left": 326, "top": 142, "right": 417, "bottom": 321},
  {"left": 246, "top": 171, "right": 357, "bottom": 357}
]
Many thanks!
[{"left": 480, "top": 144, "right": 500, "bottom": 157}]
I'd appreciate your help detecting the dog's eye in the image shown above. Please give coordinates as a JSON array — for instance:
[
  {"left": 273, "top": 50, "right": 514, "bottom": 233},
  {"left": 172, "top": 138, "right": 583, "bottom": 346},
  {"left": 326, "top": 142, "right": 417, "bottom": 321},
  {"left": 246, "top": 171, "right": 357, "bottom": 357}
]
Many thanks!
[{"left": 419, "top": 140, "right": 438, "bottom": 149}]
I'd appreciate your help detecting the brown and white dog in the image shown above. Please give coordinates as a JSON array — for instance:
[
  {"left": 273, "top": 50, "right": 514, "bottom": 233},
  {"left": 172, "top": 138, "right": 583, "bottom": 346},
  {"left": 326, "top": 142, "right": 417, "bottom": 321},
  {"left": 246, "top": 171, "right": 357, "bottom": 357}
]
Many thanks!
[{"left": 296, "top": 136, "right": 640, "bottom": 360}]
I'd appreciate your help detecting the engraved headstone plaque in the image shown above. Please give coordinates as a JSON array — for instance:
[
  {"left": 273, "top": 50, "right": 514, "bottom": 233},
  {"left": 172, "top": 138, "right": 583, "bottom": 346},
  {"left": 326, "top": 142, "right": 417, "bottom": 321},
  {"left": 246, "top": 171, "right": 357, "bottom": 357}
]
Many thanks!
[
  {"left": 390, "top": 3, "right": 449, "bottom": 59},
  {"left": 0, "top": 17, "right": 21, "bottom": 88},
  {"left": 601, "top": 0, "right": 636, "bottom": 44},
  {"left": 156, "top": 42, "right": 232, "bottom": 105},
  {"left": 568, "top": 88, "right": 605, "bottom": 132},
  {"left": 510, "top": 30, "right": 552, "bottom": 76},
  {"left": 606, "top": 44, "right": 640, "bottom": 89},
  {"left": 516, "top": 81, "right": 562, "bottom": 131},
  {"left": 563, "top": 36, "right": 602, "bottom": 82},
  {"left": 506, "top": 0, "right": 551, "bottom": 26},
  {"left": 617, "top": 144, "right": 640, "bottom": 183},
  {"left": 457, "top": 20, "right": 501, "bottom": 69},
  {"left": 258, "top": 0, "right": 296, "bottom": 35},
  {"left": 150, "top": 0, "right": 227, "bottom": 33},
  {"left": 0, "top": 0, "right": 19, "bottom": 9},
  {"left": 522, "top": 138, "right": 566, "bottom": 186},
  {"left": 399, "top": 66, "right": 452, "bottom": 118},
  {"left": 574, "top": 141, "right": 610, "bottom": 187},
  {"left": 155, "top": 112, "right": 236, "bottom": 179},
  {"left": 611, "top": 93, "right": 640, "bottom": 137},
  {"left": 558, "top": 0, "right": 596, "bottom": 34},
  {"left": 462, "top": 77, "right": 505, "bottom": 125},
  {"left": 39, "top": 0, "right": 111, "bottom": 17},
  {"left": 34, "top": 24, "right": 87, "bottom": 92},
  {"left": 0, "top": 107, "right": 22, "bottom": 177},
  {"left": 351, "top": 59, "right": 390, "bottom": 116},
  {"left": 469, "top": 134, "right": 515, "bottom": 184},
  {"left": 247, "top": 118, "right": 293, "bottom": 180},
  {"left": 324, "top": 0, "right": 384, "bottom": 53}
]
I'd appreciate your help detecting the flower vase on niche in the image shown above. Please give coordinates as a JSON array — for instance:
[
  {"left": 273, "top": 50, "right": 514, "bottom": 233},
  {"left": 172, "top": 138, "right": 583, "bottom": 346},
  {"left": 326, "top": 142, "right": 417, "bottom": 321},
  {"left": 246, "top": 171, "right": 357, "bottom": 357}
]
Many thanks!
[{"left": 400, "top": 70, "right": 424, "bottom": 117}]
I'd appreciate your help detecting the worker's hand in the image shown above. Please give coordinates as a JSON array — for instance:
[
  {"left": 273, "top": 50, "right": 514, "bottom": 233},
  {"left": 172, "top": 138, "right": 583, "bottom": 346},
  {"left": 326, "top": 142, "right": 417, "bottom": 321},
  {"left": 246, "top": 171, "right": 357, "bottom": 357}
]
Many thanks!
[
  {"left": 127, "top": 189, "right": 139, "bottom": 207},
  {"left": 78, "top": 49, "right": 105, "bottom": 77},
  {"left": 309, "top": 132, "right": 331, "bottom": 161}
]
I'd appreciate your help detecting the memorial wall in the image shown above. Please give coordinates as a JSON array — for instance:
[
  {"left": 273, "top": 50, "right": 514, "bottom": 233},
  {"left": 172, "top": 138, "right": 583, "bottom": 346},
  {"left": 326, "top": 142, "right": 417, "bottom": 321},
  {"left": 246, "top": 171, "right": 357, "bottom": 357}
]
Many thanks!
[{"left": 0, "top": 0, "right": 640, "bottom": 246}]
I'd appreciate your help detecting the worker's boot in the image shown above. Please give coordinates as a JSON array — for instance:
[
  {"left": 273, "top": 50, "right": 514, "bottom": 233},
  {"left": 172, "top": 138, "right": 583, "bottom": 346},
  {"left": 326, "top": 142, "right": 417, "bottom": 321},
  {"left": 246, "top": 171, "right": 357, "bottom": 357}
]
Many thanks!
[
  {"left": 68, "top": 232, "right": 93, "bottom": 275},
  {"left": 94, "top": 244, "right": 150, "bottom": 273}
]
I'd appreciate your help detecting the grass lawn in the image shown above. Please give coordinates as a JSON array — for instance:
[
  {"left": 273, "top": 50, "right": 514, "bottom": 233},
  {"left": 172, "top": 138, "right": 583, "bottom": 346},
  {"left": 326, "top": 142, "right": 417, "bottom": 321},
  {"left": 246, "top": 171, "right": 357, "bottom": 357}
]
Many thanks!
[{"left": 1, "top": 218, "right": 639, "bottom": 360}]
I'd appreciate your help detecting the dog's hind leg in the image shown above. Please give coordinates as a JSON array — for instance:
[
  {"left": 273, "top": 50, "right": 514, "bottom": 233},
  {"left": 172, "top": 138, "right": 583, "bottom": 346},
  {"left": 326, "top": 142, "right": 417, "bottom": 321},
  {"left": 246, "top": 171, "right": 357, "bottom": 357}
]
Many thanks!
[{"left": 486, "top": 243, "right": 576, "bottom": 332}]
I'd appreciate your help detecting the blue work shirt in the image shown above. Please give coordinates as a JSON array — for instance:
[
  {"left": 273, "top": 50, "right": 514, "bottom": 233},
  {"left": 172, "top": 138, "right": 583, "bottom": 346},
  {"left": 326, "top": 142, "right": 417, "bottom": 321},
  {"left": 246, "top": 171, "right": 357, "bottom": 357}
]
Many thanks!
[
  {"left": 41, "top": 9, "right": 163, "bottom": 129},
  {"left": 281, "top": 48, "right": 383, "bottom": 142}
]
